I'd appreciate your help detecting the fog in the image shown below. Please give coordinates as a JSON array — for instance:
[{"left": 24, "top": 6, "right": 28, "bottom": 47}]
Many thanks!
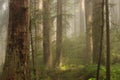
[
  {"left": 0, "top": 0, "right": 8, "bottom": 65},
  {"left": 0, "top": 0, "right": 120, "bottom": 80},
  {"left": 0, "top": 0, "right": 120, "bottom": 64}
]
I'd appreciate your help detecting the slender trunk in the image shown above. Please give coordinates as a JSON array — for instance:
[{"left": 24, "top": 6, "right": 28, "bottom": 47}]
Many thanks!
[
  {"left": 56, "top": 0, "right": 63, "bottom": 67},
  {"left": 74, "top": 0, "right": 77, "bottom": 37},
  {"left": 105, "top": 0, "right": 110, "bottom": 80},
  {"left": 30, "top": 20, "right": 38, "bottom": 80},
  {"left": 43, "top": 0, "right": 52, "bottom": 69},
  {"left": 80, "top": 0, "right": 85, "bottom": 34},
  {"left": 96, "top": 0, "right": 105, "bottom": 80},
  {"left": 92, "top": 0, "right": 105, "bottom": 64},
  {"left": 85, "top": 0, "right": 93, "bottom": 64}
]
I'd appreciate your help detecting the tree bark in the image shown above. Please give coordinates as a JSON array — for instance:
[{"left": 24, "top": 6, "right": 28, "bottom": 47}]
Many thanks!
[
  {"left": 2, "top": 0, "right": 30, "bottom": 80},
  {"left": 56, "top": 0, "right": 63, "bottom": 67},
  {"left": 92, "top": 0, "right": 105, "bottom": 64},
  {"left": 80, "top": 0, "right": 85, "bottom": 34},
  {"left": 105, "top": 0, "right": 110, "bottom": 80},
  {"left": 96, "top": 0, "right": 105, "bottom": 79},
  {"left": 85, "top": 0, "right": 93, "bottom": 64},
  {"left": 43, "top": 0, "right": 52, "bottom": 69}
]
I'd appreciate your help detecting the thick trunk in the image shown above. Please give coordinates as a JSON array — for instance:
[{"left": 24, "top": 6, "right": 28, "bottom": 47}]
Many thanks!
[{"left": 2, "top": 0, "right": 30, "bottom": 80}]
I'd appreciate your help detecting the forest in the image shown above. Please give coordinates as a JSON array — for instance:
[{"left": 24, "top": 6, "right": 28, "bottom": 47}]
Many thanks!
[{"left": 0, "top": 0, "right": 120, "bottom": 80}]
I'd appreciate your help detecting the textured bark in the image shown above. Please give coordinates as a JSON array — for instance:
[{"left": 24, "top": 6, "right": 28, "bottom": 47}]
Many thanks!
[
  {"left": 1, "top": 0, "right": 30, "bottom": 80},
  {"left": 43, "top": 0, "right": 52, "bottom": 69},
  {"left": 56, "top": 0, "right": 63, "bottom": 67}
]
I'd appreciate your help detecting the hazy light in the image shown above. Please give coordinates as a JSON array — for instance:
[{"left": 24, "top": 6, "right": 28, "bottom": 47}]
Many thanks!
[
  {"left": 2, "top": 3, "right": 7, "bottom": 11},
  {"left": 82, "top": 0, "right": 85, "bottom": 12},
  {"left": 39, "top": 0, "right": 43, "bottom": 10}
]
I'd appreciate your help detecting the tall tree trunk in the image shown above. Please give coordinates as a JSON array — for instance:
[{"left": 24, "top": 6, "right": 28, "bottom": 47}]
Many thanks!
[
  {"left": 43, "top": 0, "right": 52, "bottom": 69},
  {"left": 35, "top": 0, "right": 43, "bottom": 56},
  {"left": 74, "top": 0, "right": 77, "bottom": 37},
  {"left": 63, "top": 0, "right": 67, "bottom": 37},
  {"left": 30, "top": 0, "right": 40, "bottom": 79},
  {"left": 96, "top": 0, "right": 105, "bottom": 79},
  {"left": 30, "top": 20, "right": 38, "bottom": 80},
  {"left": 85, "top": 0, "right": 93, "bottom": 64},
  {"left": 92, "top": 0, "right": 105, "bottom": 64},
  {"left": 105, "top": 0, "right": 110, "bottom": 79},
  {"left": 56, "top": 0, "right": 63, "bottom": 67},
  {"left": 2, "top": 0, "right": 30, "bottom": 80},
  {"left": 80, "top": 0, "right": 85, "bottom": 34}
]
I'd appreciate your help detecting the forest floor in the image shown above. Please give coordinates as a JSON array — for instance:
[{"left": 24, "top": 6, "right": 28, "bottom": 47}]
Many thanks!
[
  {"left": 38, "top": 65, "right": 99, "bottom": 80},
  {"left": 38, "top": 64, "right": 120, "bottom": 80}
]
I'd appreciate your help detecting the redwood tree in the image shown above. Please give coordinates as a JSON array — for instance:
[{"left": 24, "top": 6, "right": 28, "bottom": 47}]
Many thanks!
[{"left": 1, "top": 0, "right": 30, "bottom": 80}]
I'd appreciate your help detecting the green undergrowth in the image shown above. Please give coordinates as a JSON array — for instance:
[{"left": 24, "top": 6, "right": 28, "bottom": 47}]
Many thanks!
[{"left": 36, "top": 64, "right": 120, "bottom": 80}]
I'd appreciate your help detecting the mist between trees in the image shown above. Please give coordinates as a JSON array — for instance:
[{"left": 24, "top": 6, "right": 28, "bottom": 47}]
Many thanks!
[{"left": 0, "top": 0, "right": 120, "bottom": 80}]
